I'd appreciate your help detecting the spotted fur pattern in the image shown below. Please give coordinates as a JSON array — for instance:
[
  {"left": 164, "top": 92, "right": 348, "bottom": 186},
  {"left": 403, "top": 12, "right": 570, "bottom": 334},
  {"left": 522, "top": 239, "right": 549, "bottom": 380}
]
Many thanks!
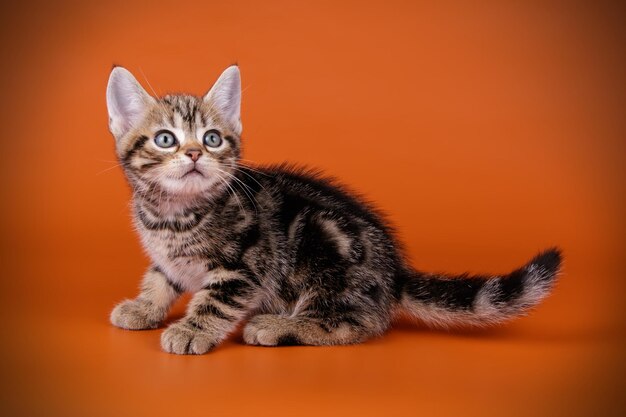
[{"left": 107, "top": 66, "right": 562, "bottom": 354}]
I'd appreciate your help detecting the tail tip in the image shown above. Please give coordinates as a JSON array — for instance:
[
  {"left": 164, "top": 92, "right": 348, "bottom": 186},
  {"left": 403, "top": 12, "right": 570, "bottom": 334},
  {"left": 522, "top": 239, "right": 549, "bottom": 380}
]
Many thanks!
[{"left": 529, "top": 247, "right": 562, "bottom": 275}]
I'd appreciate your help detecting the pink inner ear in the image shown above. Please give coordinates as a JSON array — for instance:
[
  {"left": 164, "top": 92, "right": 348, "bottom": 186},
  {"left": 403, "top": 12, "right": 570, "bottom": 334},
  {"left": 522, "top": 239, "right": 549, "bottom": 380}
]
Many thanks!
[
  {"left": 204, "top": 67, "right": 241, "bottom": 132},
  {"left": 107, "top": 68, "right": 152, "bottom": 138}
]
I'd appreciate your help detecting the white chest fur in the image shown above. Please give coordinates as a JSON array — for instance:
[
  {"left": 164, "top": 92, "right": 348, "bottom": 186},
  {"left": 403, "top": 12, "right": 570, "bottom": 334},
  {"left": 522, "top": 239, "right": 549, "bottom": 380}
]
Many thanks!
[{"left": 139, "top": 229, "right": 209, "bottom": 292}]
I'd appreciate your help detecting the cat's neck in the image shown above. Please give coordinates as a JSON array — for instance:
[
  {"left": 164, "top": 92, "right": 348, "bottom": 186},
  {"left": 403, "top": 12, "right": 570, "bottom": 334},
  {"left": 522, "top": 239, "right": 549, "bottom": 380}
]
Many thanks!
[{"left": 132, "top": 182, "right": 226, "bottom": 218}]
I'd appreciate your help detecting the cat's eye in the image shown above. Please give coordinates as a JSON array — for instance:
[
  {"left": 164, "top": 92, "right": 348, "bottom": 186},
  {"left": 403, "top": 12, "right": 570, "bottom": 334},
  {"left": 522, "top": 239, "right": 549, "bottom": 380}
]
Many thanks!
[
  {"left": 154, "top": 130, "right": 178, "bottom": 148},
  {"left": 203, "top": 130, "right": 223, "bottom": 148}
]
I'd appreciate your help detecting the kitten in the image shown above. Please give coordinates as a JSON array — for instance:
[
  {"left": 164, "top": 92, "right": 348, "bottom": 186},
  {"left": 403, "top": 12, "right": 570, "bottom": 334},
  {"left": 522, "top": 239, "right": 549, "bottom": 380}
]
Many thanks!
[{"left": 107, "top": 65, "right": 561, "bottom": 355}]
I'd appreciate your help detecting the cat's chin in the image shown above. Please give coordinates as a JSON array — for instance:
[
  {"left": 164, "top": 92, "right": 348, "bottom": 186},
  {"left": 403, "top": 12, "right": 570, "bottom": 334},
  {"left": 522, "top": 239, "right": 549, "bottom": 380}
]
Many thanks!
[{"left": 158, "top": 175, "right": 222, "bottom": 197}]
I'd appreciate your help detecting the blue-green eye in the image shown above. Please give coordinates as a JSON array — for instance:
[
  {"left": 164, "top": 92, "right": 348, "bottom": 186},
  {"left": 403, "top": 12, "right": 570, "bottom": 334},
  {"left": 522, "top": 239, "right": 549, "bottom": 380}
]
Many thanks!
[
  {"left": 154, "top": 131, "right": 177, "bottom": 148},
  {"left": 203, "top": 130, "right": 223, "bottom": 148}
]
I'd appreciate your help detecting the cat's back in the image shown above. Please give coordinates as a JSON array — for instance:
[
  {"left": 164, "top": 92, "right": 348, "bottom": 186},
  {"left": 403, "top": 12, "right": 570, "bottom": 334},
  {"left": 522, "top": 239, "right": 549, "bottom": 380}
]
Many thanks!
[{"left": 251, "top": 164, "right": 393, "bottom": 233}]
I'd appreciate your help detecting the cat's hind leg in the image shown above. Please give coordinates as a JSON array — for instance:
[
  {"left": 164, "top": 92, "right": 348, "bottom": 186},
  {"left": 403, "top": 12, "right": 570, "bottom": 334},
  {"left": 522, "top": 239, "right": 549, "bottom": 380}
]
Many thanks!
[
  {"left": 243, "top": 210, "right": 393, "bottom": 347},
  {"left": 243, "top": 314, "right": 376, "bottom": 346}
]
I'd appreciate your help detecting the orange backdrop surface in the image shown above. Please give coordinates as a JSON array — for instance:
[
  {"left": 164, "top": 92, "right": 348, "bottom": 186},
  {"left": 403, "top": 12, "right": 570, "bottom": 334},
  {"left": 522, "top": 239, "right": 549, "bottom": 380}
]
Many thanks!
[{"left": 0, "top": 1, "right": 624, "bottom": 416}]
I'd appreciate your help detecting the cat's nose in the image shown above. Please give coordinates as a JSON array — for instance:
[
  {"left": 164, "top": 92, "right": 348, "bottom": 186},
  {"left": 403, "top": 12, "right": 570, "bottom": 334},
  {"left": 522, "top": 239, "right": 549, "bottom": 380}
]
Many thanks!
[{"left": 185, "top": 149, "right": 202, "bottom": 162}]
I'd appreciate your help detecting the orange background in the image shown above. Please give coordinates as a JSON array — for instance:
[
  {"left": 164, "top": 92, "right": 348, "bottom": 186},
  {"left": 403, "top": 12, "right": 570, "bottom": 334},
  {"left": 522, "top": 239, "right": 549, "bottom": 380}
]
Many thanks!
[{"left": 1, "top": 1, "right": 624, "bottom": 416}]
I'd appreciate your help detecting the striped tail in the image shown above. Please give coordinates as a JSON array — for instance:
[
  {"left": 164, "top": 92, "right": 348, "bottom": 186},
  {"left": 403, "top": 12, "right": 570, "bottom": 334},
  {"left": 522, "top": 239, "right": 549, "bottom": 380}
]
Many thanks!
[{"left": 400, "top": 248, "right": 562, "bottom": 328}]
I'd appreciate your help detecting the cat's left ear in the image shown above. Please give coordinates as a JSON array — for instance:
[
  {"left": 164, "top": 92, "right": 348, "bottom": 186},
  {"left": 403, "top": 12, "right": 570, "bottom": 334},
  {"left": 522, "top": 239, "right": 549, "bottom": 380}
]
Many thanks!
[
  {"left": 204, "top": 65, "right": 242, "bottom": 135},
  {"left": 106, "top": 66, "right": 155, "bottom": 141}
]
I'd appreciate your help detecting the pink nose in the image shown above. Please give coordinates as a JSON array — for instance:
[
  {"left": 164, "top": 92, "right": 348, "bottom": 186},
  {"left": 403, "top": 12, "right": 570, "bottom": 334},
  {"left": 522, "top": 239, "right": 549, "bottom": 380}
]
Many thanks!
[{"left": 185, "top": 149, "right": 202, "bottom": 162}]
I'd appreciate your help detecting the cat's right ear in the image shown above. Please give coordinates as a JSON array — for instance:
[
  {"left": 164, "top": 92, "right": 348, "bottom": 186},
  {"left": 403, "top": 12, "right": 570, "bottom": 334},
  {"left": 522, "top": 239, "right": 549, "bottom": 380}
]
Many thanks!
[
  {"left": 106, "top": 66, "right": 155, "bottom": 140},
  {"left": 204, "top": 66, "right": 242, "bottom": 135}
]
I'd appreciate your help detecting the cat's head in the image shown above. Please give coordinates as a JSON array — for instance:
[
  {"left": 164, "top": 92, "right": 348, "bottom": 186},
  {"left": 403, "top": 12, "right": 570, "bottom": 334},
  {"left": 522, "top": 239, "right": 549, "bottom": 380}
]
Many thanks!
[{"left": 106, "top": 65, "right": 242, "bottom": 197}]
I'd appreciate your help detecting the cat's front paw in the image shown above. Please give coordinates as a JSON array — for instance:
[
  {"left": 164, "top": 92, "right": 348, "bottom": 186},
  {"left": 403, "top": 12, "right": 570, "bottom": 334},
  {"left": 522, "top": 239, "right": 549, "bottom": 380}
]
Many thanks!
[
  {"left": 160, "top": 322, "right": 217, "bottom": 355},
  {"left": 110, "top": 299, "right": 161, "bottom": 330}
]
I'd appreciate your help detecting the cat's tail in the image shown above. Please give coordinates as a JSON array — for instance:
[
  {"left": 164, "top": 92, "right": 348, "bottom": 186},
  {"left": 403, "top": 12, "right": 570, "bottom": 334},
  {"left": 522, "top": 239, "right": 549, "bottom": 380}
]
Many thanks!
[{"left": 398, "top": 248, "right": 562, "bottom": 328}]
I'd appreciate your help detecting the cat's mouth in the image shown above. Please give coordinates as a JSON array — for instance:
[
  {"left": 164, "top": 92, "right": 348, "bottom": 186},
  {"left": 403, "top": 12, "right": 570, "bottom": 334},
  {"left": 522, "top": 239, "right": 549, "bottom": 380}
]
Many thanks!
[{"left": 182, "top": 168, "right": 204, "bottom": 178}]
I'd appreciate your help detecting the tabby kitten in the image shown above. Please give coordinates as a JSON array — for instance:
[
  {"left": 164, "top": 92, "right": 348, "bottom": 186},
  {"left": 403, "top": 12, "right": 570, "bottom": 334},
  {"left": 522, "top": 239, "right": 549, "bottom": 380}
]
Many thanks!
[{"left": 107, "top": 65, "right": 561, "bottom": 355}]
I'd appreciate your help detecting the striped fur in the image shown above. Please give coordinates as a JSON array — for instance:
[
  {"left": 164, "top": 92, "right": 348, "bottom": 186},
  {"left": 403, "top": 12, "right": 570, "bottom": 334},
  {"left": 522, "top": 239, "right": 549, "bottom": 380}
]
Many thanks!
[{"left": 106, "top": 66, "right": 562, "bottom": 354}]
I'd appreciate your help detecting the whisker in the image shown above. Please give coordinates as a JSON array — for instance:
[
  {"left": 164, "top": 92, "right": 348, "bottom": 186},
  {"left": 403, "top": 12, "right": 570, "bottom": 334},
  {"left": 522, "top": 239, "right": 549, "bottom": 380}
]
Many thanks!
[
  {"left": 96, "top": 163, "right": 123, "bottom": 175},
  {"left": 214, "top": 171, "right": 244, "bottom": 213},
  {"left": 231, "top": 178, "right": 259, "bottom": 214},
  {"left": 216, "top": 168, "right": 258, "bottom": 214},
  {"left": 232, "top": 166, "right": 268, "bottom": 190},
  {"left": 139, "top": 67, "right": 163, "bottom": 98},
  {"left": 236, "top": 162, "right": 272, "bottom": 177},
  {"left": 138, "top": 67, "right": 174, "bottom": 120}
]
